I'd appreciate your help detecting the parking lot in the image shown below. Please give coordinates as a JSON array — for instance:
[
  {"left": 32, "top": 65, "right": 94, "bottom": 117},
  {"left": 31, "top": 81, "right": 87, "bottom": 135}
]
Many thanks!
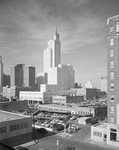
[{"left": 32, "top": 111, "right": 80, "bottom": 132}]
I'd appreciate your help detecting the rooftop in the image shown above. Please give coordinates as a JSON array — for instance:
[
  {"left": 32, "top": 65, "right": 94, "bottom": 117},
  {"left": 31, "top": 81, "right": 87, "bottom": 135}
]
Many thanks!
[
  {"left": 93, "top": 123, "right": 107, "bottom": 129},
  {"left": 0, "top": 110, "right": 30, "bottom": 122}
]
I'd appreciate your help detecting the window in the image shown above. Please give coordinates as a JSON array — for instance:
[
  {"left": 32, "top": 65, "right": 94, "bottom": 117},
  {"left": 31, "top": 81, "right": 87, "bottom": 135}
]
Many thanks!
[
  {"left": 110, "top": 61, "right": 114, "bottom": 68},
  {"left": 110, "top": 39, "right": 114, "bottom": 46},
  {"left": 116, "top": 21, "right": 119, "bottom": 32},
  {"left": 110, "top": 83, "right": 114, "bottom": 91},
  {"left": 110, "top": 72, "right": 114, "bottom": 79},
  {"left": 93, "top": 131, "right": 102, "bottom": 137},
  {"left": 110, "top": 26, "right": 113, "bottom": 33},
  {"left": 111, "top": 117, "right": 114, "bottom": 123},
  {"left": 110, "top": 49, "right": 114, "bottom": 57},
  {"left": 111, "top": 106, "right": 114, "bottom": 113},
  {"left": 0, "top": 127, "right": 6, "bottom": 133},
  {"left": 111, "top": 95, "right": 114, "bottom": 101}
]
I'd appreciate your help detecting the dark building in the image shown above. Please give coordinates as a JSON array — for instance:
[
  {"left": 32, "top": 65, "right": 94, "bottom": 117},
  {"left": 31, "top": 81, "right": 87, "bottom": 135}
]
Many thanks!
[
  {"left": 86, "top": 88, "right": 107, "bottom": 100},
  {"left": 11, "top": 64, "right": 35, "bottom": 88},
  {"left": 3, "top": 74, "right": 10, "bottom": 87}
]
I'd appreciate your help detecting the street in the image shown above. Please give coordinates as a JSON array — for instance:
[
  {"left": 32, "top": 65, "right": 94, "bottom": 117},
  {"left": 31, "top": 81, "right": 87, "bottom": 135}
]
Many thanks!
[{"left": 27, "top": 134, "right": 116, "bottom": 150}]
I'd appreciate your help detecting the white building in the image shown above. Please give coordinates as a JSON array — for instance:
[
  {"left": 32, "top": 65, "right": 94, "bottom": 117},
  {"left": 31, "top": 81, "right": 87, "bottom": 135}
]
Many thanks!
[
  {"left": 0, "top": 56, "right": 3, "bottom": 99},
  {"left": 20, "top": 91, "right": 51, "bottom": 105},
  {"left": 44, "top": 28, "right": 61, "bottom": 72}
]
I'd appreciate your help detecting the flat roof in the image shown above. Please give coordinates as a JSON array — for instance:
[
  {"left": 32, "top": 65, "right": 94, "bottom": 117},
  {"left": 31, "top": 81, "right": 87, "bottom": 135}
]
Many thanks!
[
  {"left": 107, "top": 14, "right": 119, "bottom": 25},
  {"left": 93, "top": 123, "right": 107, "bottom": 129},
  {"left": 0, "top": 110, "right": 30, "bottom": 122}
]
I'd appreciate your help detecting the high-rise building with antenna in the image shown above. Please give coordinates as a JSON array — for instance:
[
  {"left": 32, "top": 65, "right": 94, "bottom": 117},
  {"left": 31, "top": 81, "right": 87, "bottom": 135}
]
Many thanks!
[{"left": 43, "top": 28, "right": 74, "bottom": 91}]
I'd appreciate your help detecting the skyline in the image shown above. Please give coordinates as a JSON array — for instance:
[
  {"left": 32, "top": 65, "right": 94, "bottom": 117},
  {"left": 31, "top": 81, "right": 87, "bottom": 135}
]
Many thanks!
[{"left": 1, "top": 0, "right": 119, "bottom": 87}]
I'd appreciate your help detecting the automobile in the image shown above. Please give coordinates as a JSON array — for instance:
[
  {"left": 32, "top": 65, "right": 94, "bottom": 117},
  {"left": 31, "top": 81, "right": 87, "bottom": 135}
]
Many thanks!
[{"left": 41, "top": 123, "right": 45, "bottom": 126}]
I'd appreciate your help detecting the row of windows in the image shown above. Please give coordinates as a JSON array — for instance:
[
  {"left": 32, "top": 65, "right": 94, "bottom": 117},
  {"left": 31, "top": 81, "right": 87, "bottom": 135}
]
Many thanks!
[
  {"left": 53, "top": 99, "right": 66, "bottom": 102},
  {"left": 0, "top": 127, "right": 6, "bottom": 133},
  {"left": 10, "top": 123, "right": 28, "bottom": 131},
  {"left": 93, "top": 131, "right": 102, "bottom": 137}
]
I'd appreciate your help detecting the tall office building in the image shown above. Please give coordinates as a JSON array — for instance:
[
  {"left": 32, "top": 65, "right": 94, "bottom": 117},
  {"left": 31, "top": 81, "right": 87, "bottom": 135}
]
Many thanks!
[
  {"left": 23, "top": 65, "right": 35, "bottom": 88},
  {"left": 44, "top": 28, "right": 61, "bottom": 72},
  {"left": 0, "top": 56, "right": 3, "bottom": 99},
  {"left": 43, "top": 29, "right": 74, "bottom": 91},
  {"left": 11, "top": 64, "right": 35, "bottom": 88},
  {"left": 107, "top": 15, "right": 119, "bottom": 145}
]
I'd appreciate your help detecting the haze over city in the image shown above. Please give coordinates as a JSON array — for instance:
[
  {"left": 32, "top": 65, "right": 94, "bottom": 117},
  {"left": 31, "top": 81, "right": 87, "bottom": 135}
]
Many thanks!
[{"left": 1, "top": 0, "right": 119, "bottom": 86}]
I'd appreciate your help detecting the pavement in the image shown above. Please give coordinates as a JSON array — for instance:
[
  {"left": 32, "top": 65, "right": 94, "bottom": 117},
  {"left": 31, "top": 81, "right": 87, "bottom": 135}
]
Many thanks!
[
  {"left": 87, "top": 139, "right": 119, "bottom": 150},
  {"left": 15, "top": 124, "right": 119, "bottom": 150}
]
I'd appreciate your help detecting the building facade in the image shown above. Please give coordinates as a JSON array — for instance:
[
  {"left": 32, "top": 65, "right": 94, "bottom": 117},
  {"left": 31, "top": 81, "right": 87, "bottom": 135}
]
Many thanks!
[
  {"left": 106, "top": 15, "right": 119, "bottom": 146},
  {"left": 20, "top": 91, "right": 51, "bottom": 104},
  {"left": 0, "top": 56, "right": 3, "bottom": 100},
  {"left": 0, "top": 110, "right": 32, "bottom": 147},
  {"left": 11, "top": 64, "right": 35, "bottom": 88},
  {"left": 91, "top": 15, "right": 119, "bottom": 147}
]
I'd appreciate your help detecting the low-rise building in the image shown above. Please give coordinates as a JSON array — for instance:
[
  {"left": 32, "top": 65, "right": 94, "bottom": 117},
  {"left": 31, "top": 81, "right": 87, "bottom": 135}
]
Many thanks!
[
  {"left": 52, "top": 95, "right": 84, "bottom": 104},
  {"left": 0, "top": 110, "right": 32, "bottom": 147},
  {"left": 0, "top": 100, "right": 28, "bottom": 112},
  {"left": 20, "top": 91, "right": 51, "bottom": 105}
]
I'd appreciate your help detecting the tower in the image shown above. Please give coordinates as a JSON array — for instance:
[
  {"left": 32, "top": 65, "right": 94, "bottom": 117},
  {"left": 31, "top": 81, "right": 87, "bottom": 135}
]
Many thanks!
[
  {"left": 0, "top": 56, "right": 3, "bottom": 99},
  {"left": 107, "top": 15, "right": 119, "bottom": 145},
  {"left": 44, "top": 27, "right": 61, "bottom": 72}
]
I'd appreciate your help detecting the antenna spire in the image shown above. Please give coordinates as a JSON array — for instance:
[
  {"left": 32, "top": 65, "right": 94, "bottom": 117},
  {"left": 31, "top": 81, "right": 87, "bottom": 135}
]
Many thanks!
[{"left": 56, "top": 26, "right": 58, "bottom": 34}]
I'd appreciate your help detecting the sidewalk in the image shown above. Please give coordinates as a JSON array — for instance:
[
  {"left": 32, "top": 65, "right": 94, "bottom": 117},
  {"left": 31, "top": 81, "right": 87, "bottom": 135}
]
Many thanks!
[{"left": 87, "top": 139, "right": 119, "bottom": 150}]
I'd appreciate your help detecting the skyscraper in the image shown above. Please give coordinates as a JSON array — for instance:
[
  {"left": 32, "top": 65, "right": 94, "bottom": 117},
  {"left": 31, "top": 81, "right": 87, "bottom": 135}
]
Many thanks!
[
  {"left": 107, "top": 15, "right": 119, "bottom": 145},
  {"left": 44, "top": 28, "right": 61, "bottom": 72},
  {"left": 11, "top": 64, "right": 35, "bottom": 88},
  {"left": 43, "top": 29, "right": 74, "bottom": 91},
  {"left": 0, "top": 56, "right": 3, "bottom": 99}
]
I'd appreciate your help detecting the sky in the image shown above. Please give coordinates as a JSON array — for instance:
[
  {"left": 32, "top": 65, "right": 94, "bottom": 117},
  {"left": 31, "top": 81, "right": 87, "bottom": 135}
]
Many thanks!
[{"left": 1, "top": 0, "right": 119, "bottom": 87}]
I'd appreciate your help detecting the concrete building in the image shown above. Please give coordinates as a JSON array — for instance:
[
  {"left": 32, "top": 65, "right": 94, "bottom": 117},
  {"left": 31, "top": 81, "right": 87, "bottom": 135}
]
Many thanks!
[
  {"left": 0, "top": 110, "right": 32, "bottom": 147},
  {"left": 11, "top": 64, "right": 35, "bottom": 88},
  {"left": 20, "top": 91, "right": 51, "bottom": 105},
  {"left": 0, "top": 56, "right": 3, "bottom": 100},
  {"left": 101, "top": 76, "right": 107, "bottom": 92},
  {"left": 91, "top": 15, "right": 119, "bottom": 147}
]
